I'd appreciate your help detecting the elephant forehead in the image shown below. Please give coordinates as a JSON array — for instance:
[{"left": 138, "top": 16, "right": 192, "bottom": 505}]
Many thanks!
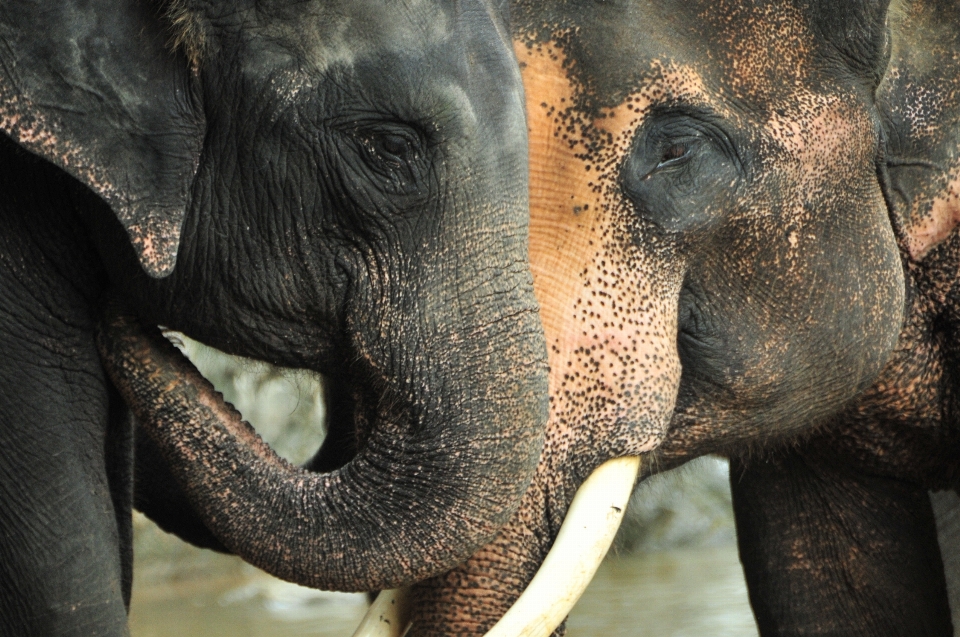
[
  {"left": 694, "top": 0, "right": 816, "bottom": 104},
  {"left": 310, "top": 1, "right": 454, "bottom": 69},
  {"left": 511, "top": 0, "right": 821, "bottom": 114},
  {"left": 228, "top": 1, "right": 523, "bottom": 139},
  {"left": 235, "top": 0, "right": 507, "bottom": 75},
  {"left": 519, "top": 39, "right": 700, "bottom": 330}
]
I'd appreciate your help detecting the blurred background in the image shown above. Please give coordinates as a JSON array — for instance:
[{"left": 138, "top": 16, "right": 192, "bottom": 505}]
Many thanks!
[{"left": 129, "top": 338, "right": 759, "bottom": 637}]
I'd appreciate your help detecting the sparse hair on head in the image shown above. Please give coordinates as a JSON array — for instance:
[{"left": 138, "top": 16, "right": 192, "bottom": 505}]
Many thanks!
[{"left": 164, "top": 0, "right": 207, "bottom": 72}]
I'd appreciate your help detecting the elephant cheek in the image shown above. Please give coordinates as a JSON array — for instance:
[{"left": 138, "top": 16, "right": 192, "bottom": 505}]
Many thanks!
[
  {"left": 533, "top": 246, "right": 683, "bottom": 457},
  {"left": 522, "top": 42, "right": 684, "bottom": 458}
]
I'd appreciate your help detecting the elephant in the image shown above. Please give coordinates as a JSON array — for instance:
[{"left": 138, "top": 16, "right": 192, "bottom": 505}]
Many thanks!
[
  {"left": 729, "top": 0, "right": 960, "bottom": 634},
  {"left": 0, "top": 0, "right": 550, "bottom": 635},
  {"left": 98, "top": 0, "right": 911, "bottom": 635}
]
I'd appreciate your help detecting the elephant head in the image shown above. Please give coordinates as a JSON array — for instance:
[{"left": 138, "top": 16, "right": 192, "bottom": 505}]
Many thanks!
[
  {"left": 3, "top": 0, "right": 549, "bottom": 593},
  {"left": 398, "top": 0, "right": 907, "bottom": 634}
]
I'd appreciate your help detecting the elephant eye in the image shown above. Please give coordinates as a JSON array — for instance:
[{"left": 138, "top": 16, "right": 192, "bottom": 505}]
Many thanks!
[
  {"left": 342, "top": 120, "right": 431, "bottom": 199},
  {"left": 365, "top": 131, "right": 419, "bottom": 166},
  {"left": 619, "top": 108, "right": 741, "bottom": 234},
  {"left": 359, "top": 126, "right": 423, "bottom": 170},
  {"left": 655, "top": 140, "right": 696, "bottom": 171}
]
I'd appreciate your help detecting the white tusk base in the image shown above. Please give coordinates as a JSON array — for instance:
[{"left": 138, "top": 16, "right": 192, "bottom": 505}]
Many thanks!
[
  {"left": 351, "top": 587, "right": 412, "bottom": 637},
  {"left": 482, "top": 455, "right": 641, "bottom": 637}
]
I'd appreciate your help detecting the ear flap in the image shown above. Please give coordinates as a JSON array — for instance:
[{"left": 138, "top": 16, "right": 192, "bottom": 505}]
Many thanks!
[
  {"left": 811, "top": 0, "right": 893, "bottom": 86},
  {"left": 0, "top": 0, "right": 205, "bottom": 277}
]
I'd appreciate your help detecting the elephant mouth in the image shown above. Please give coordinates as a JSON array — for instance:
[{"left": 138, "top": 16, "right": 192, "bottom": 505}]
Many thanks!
[
  {"left": 349, "top": 456, "right": 643, "bottom": 637},
  {"left": 301, "top": 369, "right": 372, "bottom": 473}
]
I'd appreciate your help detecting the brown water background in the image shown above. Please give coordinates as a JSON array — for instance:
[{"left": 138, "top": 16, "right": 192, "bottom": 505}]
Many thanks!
[{"left": 129, "top": 543, "right": 759, "bottom": 636}]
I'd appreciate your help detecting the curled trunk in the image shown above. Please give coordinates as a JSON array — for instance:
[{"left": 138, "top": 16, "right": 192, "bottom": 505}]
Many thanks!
[{"left": 97, "top": 306, "right": 547, "bottom": 592}]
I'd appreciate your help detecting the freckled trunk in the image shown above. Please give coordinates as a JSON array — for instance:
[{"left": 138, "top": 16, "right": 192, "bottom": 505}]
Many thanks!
[{"left": 97, "top": 305, "right": 547, "bottom": 592}]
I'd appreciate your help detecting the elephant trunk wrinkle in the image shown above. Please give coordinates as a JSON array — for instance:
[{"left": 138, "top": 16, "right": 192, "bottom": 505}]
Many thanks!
[{"left": 97, "top": 304, "right": 545, "bottom": 592}]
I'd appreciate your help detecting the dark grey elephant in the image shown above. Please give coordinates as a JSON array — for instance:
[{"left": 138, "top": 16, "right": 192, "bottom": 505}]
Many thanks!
[
  {"left": 0, "top": 1, "right": 548, "bottom": 635},
  {"left": 99, "top": 0, "right": 911, "bottom": 635}
]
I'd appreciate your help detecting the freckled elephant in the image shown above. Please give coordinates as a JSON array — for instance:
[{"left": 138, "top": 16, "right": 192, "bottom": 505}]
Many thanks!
[
  {"left": 100, "top": 0, "right": 909, "bottom": 635},
  {"left": 407, "top": 0, "right": 905, "bottom": 633},
  {"left": 729, "top": 0, "right": 960, "bottom": 634},
  {"left": 0, "top": 1, "right": 549, "bottom": 635}
]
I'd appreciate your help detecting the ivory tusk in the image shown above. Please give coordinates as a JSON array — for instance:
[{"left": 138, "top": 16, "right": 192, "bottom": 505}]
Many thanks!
[
  {"left": 351, "top": 587, "right": 412, "bottom": 637},
  {"left": 483, "top": 455, "right": 641, "bottom": 637}
]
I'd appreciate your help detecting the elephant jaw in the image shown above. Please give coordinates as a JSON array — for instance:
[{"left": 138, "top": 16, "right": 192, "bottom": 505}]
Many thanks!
[{"left": 353, "top": 456, "right": 642, "bottom": 637}]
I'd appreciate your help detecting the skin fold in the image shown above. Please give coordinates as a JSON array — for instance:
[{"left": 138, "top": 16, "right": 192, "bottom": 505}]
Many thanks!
[
  {"left": 0, "top": 1, "right": 549, "bottom": 635},
  {"left": 731, "top": 0, "right": 960, "bottom": 634},
  {"left": 100, "top": 1, "right": 910, "bottom": 635}
]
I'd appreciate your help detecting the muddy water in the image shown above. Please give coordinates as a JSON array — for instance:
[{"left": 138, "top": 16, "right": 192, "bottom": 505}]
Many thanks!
[
  {"left": 565, "top": 548, "right": 759, "bottom": 636},
  {"left": 129, "top": 546, "right": 758, "bottom": 637}
]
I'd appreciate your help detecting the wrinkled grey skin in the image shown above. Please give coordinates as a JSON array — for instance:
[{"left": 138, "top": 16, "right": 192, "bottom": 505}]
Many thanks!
[
  {"left": 731, "top": 0, "right": 960, "bottom": 634},
  {"left": 0, "top": 1, "right": 548, "bottom": 635}
]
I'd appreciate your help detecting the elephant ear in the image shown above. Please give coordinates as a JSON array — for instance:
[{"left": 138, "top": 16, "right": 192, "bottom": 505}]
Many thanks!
[
  {"left": 0, "top": 0, "right": 205, "bottom": 278},
  {"left": 811, "top": 0, "right": 892, "bottom": 86}
]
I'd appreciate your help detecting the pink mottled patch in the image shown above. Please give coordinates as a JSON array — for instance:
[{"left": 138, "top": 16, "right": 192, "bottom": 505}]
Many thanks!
[{"left": 905, "top": 169, "right": 960, "bottom": 260}]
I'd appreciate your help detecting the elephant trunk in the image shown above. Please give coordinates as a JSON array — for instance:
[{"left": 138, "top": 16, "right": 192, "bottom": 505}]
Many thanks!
[{"left": 96, "top": 304, "right": 547, "bottom": 592}]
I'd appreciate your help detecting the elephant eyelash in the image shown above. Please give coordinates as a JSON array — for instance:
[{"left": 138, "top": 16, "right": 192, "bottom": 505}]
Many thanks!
[
  {"left": 642, "top": 109, "right": 744, "bottom": 177},
  {"left": 653, "top": 138, "right": 701, "bottom": 171}
]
